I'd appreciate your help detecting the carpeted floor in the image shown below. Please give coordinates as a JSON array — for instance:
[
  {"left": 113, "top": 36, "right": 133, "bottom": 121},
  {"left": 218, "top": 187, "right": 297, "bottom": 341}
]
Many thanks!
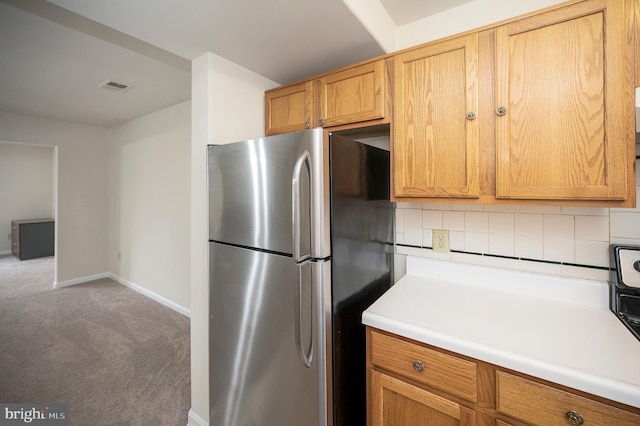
[{"left": 0, "top": 255, "right": 191, "bottom": 426}]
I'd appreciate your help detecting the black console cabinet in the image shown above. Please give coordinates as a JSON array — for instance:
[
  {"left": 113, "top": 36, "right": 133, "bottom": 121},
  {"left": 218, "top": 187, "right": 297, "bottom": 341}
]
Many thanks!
[{"left": 11, "top": 219, "right": 55, "bottom": 260}]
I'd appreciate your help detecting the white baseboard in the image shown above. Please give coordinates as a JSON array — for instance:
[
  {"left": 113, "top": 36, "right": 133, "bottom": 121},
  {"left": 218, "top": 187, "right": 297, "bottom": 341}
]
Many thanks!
[
  {"left": 53, "top": 272, "right": 110, "bottom": 289},
  {"left": 53, "top": 272, "right": 190, "bottom": 318},
  {"left": 0, "top": 250, "right": 11, "bottom": 256},
  {"left": 187, "top": 409, "right": 208, "bottom": 426},
  {"left": 109, "top": 273, "right": 191, "bottom": 318}
]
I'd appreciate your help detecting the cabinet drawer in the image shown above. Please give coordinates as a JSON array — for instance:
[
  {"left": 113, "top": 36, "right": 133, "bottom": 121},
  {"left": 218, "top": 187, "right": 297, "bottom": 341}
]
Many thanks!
[
  {"left": 370, "top": 330, "right": 477, "bottom": 402},
  {"left": 496, "top": 371, "right": 640, "bottom": 426}
]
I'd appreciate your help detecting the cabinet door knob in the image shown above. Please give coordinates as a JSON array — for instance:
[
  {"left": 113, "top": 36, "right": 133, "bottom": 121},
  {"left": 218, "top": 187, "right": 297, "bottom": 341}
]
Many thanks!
[
  {"left": 565, "top": 411, "right": 584, "bottom": 425},
  {"left": 496, "top": 106, "right": 507, "bottom": 116},
  {"left": 318, "top": 119, "right": 325, "bottom": 127},
  {"left": 304, "top": 122, "right": 310, "bottom": 129},
  {"left": 466, "top": 111, "right": 477, "bottom": 120},
  {"left": 412, "top": 360, "right": 424, "bottom": 372}
]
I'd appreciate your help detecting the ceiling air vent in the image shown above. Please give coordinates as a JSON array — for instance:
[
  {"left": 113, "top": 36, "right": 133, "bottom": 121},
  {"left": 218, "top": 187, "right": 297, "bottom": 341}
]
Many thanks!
[{"left": 98, "top": 80, "right": 131, "bottom": 93}]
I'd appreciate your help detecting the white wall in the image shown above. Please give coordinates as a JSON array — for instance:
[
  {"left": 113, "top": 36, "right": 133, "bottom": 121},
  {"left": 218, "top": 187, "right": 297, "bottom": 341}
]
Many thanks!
[
  {"left": 109, "top": 101, "right": 191, "bottom": 313},
  {"left": 395, "top": 0, "right": 567, "bottom": 49},
  {"left": 189, "top": 52, "right": 278, "bottom": 425},
  {"left": 0, "top": 142, "right": 54, "bottom": 254},
  {"left": 0, "top": 112, "right": 109, "bottom": 284}
]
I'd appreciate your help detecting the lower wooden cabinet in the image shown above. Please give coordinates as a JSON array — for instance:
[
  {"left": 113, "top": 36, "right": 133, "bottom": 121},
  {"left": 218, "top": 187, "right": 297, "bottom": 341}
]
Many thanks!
[
  {"left": 496, "top": 371, "right": 640, "bottom": 426},
  {"left": 370, "top": 369, "right": 476, "bottom": 426},
  {"left": 367, "top": 328, "right": 640, "bottom": 426}
]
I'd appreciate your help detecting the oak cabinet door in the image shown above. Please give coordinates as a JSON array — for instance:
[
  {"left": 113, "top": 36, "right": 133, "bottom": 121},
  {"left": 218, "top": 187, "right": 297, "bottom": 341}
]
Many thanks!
[
  {"left": 393, "top": 34, "right": 479, "bottom": 198},
  {"left": 370, "top": 370, "right": 476, "bottom": 426},
  {"left": 265, "top": 81, "right": 313, "bottom": 135},
  {"left": 495, "top": 0, "right": 629, "bottom": 200},
  {"left": 317, "top": 60, "right": 387, "bottom": 128}
]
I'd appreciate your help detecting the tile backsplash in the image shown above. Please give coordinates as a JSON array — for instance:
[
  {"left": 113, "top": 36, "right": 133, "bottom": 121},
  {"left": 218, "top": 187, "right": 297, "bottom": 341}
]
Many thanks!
[{"left": 395, "top": 159, "right": 640, "bottom": 282}]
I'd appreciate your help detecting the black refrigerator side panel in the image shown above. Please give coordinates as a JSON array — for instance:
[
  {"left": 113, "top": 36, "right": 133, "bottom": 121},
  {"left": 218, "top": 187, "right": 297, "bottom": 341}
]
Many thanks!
[{"left": 329, "top": 128, "right": 394, "bottom": 426}]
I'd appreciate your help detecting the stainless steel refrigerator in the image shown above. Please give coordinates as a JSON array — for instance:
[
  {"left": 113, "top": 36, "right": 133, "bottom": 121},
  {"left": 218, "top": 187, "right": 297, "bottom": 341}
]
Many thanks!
[{"left": 208, "top": 124, "right": 394, "bottom": 426}]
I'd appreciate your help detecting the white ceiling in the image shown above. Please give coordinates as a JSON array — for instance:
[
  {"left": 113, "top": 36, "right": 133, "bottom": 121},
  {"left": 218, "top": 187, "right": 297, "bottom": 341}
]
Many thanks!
[{"left": 0, "top": 0, "right": 472, "bottom": 127}]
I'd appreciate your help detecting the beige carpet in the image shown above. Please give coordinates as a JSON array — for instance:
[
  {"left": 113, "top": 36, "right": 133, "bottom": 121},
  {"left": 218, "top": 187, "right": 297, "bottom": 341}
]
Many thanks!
[{"left": 0, "top": 255, "right": 191, "bottom": 426}]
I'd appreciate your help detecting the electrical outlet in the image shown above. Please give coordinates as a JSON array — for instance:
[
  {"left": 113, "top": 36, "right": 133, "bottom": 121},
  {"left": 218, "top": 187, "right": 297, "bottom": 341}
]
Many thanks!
[
  {"left": 432, "top": 229, "right": 450, "bottom": 253},
  {"left": 7, "top": 233, "right": 11, "bottom": 241}
]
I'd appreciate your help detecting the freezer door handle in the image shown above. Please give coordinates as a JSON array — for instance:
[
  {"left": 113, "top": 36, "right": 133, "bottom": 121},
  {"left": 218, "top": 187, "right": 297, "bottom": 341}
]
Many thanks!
[
  {"left": 292, "top": 150, "right": 311, "bottom": 263},
  {"left": 295, "top": 262, "right": 313, "bottom": 368}
]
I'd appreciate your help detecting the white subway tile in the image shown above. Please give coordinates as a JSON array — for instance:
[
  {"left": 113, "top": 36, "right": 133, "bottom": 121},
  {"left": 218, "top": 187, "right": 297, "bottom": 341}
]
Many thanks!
[
  {"left": 451, "top": 252, "right": 484, "bottom": 265},
  {"left": 422, "top": 203, "right": 451, "bottom": 211},
  {"left": 515, "top": 234, "right": 543, "bottom": 259},
  {"left": 610, "top": 212, "right": 640, "bottom": 239},
  {"left": 443, "top": 211, "right": 465, "bottom": 231},
  {"left": 574, "top": 240, "right": 609, "bottom": 267},
  {"left": 423, "top": 250, "right": 452, "bottom": 261},
  {"left": 422, "top": 210, "right": 443, "bottom": 229},
  {"left": 489, "top": 212, "right": 515, "bottom": 234},
  {"left": 561, "top": 207, "right": 609, "bottom": 216},
  {"left": 404, "top": 208, "right": 422, "bottom": 229},
  {"left": 520, "top": 260, "right": 562, "bottom": 275},
  {"left": 543, "top": 237, "right": 575, "bottom": 263},
  {"left": 515, "top": 214, "right": 543, "bottom": 235},
  {"left": 395, "top": 209, "right": 404, "bottom": 233},
  {"left": 561, "top": 265, "right": 609, "bottom": 282},
  {"left": 484, "top": 255, "right": 520, "bottom": 270},
  {"left": 544, "top": 215, "right": 575, "bottom": 239},
  {"left": 520, "top": 205, "right": 562, "bottom": 214},
  {"left": 395, "top": 234, "right": 405, "bottom": 245},
  {"left": 423, "top": 229, "right": 433, "bottom": 247},
  {"left": 450, "top": 231, "right": 465, "bottom": 251},
  {"left": 488, "top": 233, "right": 515, "bottom": 256},
  {"left": 483, "top": 205, "right": 520, "bottom": 213},
  {"left": 465, "top": 232, "right": 488, "bottom": 253},
  {"left": 610, "top": 237, "right": 640, "bottom": 246},
  {"left": 395, "top": 202, "right": 422, "bottom": 209},
  {"left": 465, "top": 212, "right": 489, "bottom": 232},
  {"left": 575, "top": 216, "right": 609, "bottom": 241},
  {"left": 403, "top": 227, "right": 423, "bottom": 246},
  {"left": 451, "top": 204, "right": 483, "bottom": 212}
]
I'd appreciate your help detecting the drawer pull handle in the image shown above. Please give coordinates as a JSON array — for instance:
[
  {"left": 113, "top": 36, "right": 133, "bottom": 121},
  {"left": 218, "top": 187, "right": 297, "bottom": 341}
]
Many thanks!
[
  {"left": 566, "top": 411, "right": 584, "bottom": 425},
  {"left": 412, "top": 360, "right": 424, "bottom": 372}
]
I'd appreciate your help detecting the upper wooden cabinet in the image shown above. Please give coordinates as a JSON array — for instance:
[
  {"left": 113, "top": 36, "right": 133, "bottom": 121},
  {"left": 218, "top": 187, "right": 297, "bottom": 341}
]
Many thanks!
[
  {"left": 265, "top": 59, "right": 390, "bottom": 135},
  {"left": 265, "top": 81, "right": 313, "bottom": 136},
  {"left": 316, "top": 60, "right": 387, "bottom": 128},
  {"left": 495, "top": 0, "right": 630, "bottom": 201},
  {"left": 391, "top": 0, "right": 636, "bottom": 206},
  {"left": 265, "top": 0, "right": 637, "bottom": 206},
  {"left": 393, "top": 34, "right": 480, "bottom": 199}
]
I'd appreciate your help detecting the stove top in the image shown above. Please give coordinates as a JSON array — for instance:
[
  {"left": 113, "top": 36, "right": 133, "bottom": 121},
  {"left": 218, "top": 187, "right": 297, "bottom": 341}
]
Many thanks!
[{"left": 610, "top": 245, "right": 640, "bottom": 342}]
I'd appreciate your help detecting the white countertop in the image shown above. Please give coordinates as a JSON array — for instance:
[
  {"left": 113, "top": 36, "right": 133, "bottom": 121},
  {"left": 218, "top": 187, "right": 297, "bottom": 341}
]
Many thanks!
[{"left": 362, "top": 256, "right": 640, "bottom": 408}]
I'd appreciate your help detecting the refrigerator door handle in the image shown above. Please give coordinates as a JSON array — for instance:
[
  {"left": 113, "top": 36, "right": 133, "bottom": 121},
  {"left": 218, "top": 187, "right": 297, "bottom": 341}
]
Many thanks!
[
  {"left": 295, "top": 262, "right": 314, "bottom": 368},
  {"left": 292, "top": 150, "right": 311, "bottom": 263}
]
